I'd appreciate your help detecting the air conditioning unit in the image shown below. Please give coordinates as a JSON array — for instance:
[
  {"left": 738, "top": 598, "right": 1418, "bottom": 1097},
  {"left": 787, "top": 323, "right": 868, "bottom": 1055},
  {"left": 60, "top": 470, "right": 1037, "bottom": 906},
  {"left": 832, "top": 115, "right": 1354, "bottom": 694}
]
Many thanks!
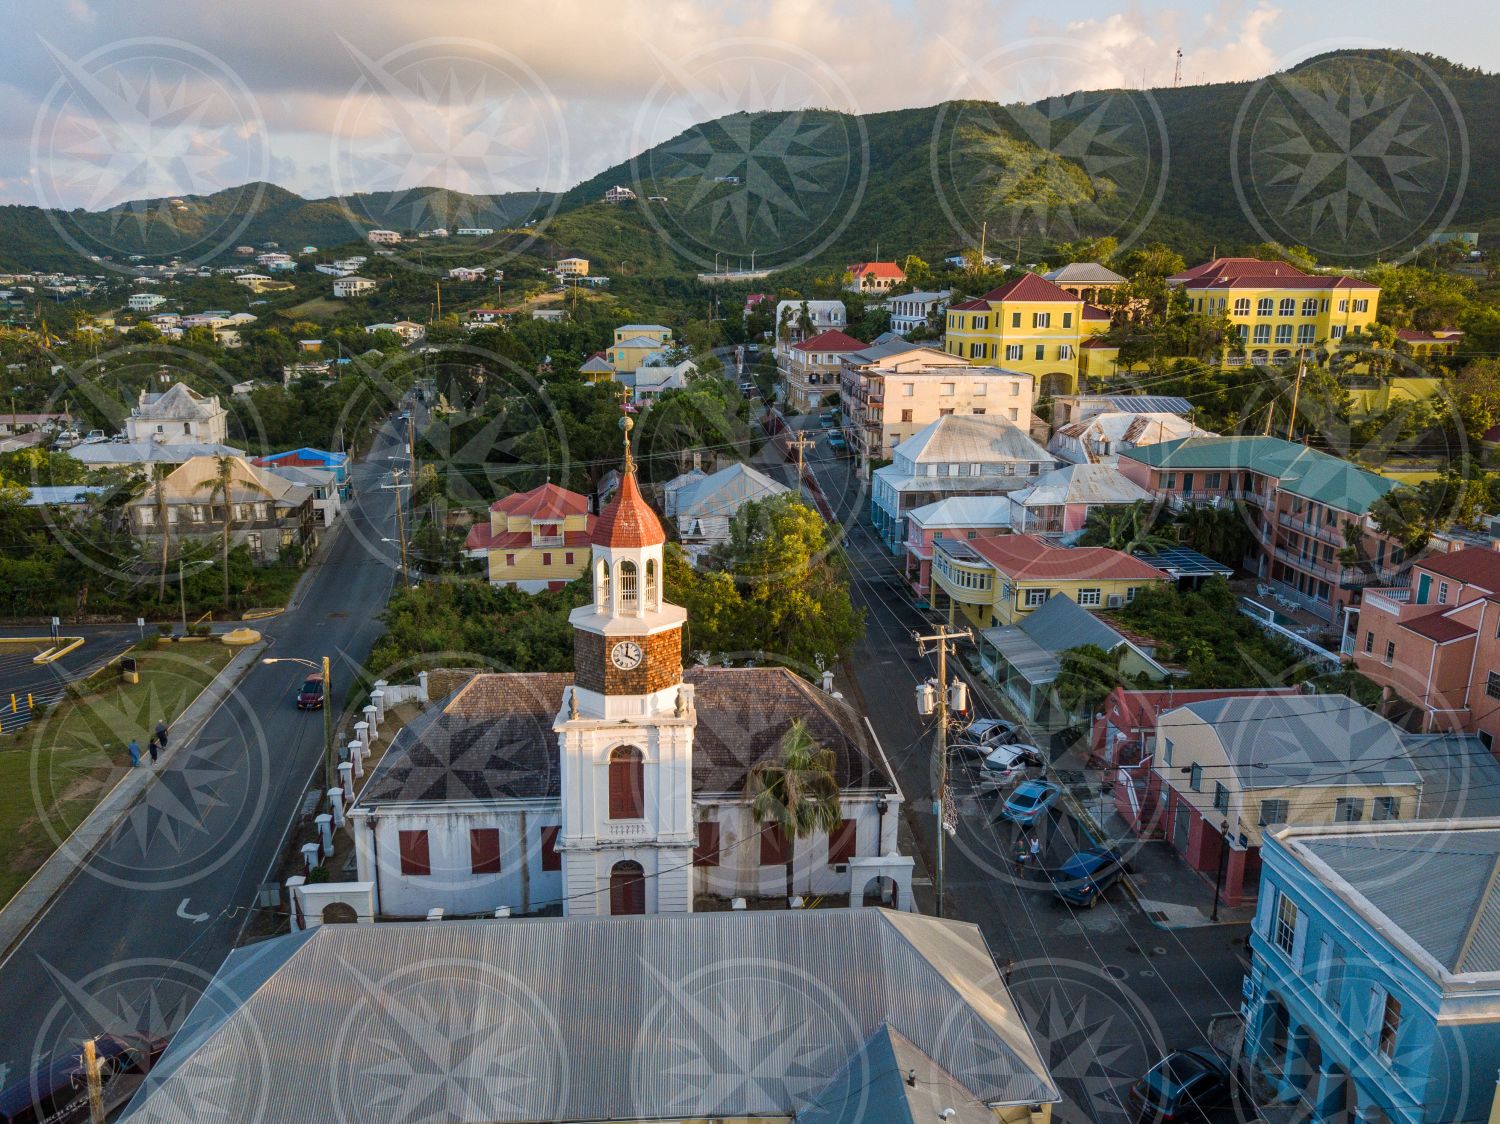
[{"left": 1107, "top": 595, "right": 1123, "bottom": 608}]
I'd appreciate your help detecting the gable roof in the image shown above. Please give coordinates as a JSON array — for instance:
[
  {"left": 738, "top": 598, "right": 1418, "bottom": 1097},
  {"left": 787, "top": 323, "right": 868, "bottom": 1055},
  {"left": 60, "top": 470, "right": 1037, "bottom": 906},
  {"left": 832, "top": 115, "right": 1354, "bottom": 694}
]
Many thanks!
[
  {"left": 849, "top": 261, "right": 906, "bottom": 279},
  {"left": 1417, "top": 547, "right": 1500, "bottom": 592},
  {"left": 896, "top": 414, "right": 1052, "bottom": 465},
  {"left": 906, "top": 495, "right": 1013, "bottom": 530},
  {"left": 969, "top": 534, "right": 1167, "bottom": 583},
  {"left": 978, "top": 594, "right": 1130, "bottom": 687},
  {"left": 137, "top": 382, "right": 221, "bottom": 419},
  {"left": 1172, "top": 694, "right": 1418, "bottom": 790},
  {"left": 671, "top": 461, "right": 789, "bottom": 520},
  {"left": 980, "top": 272, "right": 1082, "bottom": 303},
  {"left": 798, "top": 1024, "right": 999, "bottom": 1124},
  {"left": 791, "top": 328, "right": 868, "bottom": 352},
  {"left": 1284, "top": 822, "right": 1500, "bottom": 978},
  {"left": 121, "top": 910, "right": 1058, "bottom": 1123},
  {"left": 1010, "top": 463, "right": 1153, "bottom": 509}
]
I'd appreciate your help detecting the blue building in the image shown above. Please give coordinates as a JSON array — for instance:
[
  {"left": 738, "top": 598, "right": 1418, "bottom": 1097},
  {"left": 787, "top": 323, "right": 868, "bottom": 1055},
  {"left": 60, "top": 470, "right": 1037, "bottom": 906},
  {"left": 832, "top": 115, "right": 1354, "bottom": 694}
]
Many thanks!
[
  {"left": 1246, "top": 820, "right": 1500, "bottom": 1123},
  {"left": 252, "top": 447, "right": 351, "bottom": 492}
]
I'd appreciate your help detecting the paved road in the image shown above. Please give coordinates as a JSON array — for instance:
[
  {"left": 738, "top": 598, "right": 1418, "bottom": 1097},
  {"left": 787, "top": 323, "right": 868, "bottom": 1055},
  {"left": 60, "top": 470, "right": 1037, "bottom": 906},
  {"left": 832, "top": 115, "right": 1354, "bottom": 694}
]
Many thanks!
[
  {"left": 0, "top": 415, "right": 409, "bottom": 1086},
  {"left": 773, "top": 419, "right": 1253, "bottom": 1122},
  {"left": 0, "top": 625, "right": 141, "bottom": 734}
]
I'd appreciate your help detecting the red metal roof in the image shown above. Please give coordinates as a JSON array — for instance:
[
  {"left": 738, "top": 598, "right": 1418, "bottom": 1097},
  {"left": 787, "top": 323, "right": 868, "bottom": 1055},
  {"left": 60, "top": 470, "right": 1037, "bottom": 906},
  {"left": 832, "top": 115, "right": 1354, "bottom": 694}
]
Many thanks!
[
  {"left": 1396, "top": 328, "right": 1462, "bottom": 342},
  {"left": 1169, "top": 257, "right": 1311, "bottom": 284},
  {"left": 848, "top": 261, "right": 906, "bottom": 279},
  {"left": 1196, "top": 274, "right": 1376, "bottom": 290},
  {"left": 1082, "top": 303, "right": 1110, "bottom": 320},
  {"left": 593, "top": 468, "right": 664, "bottom": 548},
  {"left": 979, "top": 272, "right": 1081, "bottom": 304},
  {"left": 968, "top": 533, "right": 1168, "bottom": 582},
  {"left": 791, "top": 329, "right": 869, "bottom": 353},
  {"left": 1104, "top": 685, "right": 1301, "bottom": 734},
  {"left": 492, "top": 482, "right": 589, "bottom": 520},
  {"left": 949, "top": 298, "right": 990, "bottom": 311},
  {"left": 1400, "top": 612, "right": 1477, "bottom": 644},
  {"left": 1417, "top": 546, "right": 1500, "bottom": 592}
]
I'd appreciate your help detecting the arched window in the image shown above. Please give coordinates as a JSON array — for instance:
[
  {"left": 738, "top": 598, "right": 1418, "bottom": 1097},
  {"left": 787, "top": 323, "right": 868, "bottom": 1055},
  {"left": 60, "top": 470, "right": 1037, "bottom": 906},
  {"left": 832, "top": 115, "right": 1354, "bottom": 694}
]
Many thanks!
[
  {"left": 618, "top": 560, "right": 638, "bottom": 610},
  {"left": 596, "top": 559, "right": 610, "bottom": 610},
  {"left": 645, "top": 558, "right": 658, "bottom": 609},
  {"left": 610, "top": 860, "right": 646, "bottom": 915},
  {"left": 608, "top": 746, "right": 644, "bottom": 819}
]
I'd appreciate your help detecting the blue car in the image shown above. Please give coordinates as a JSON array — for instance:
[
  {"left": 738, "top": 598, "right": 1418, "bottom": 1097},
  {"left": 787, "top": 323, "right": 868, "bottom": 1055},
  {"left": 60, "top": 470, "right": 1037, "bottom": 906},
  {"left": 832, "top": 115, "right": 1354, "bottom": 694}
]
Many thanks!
[
  {"left": 998, "top": 779, "right": 1060, "bottom": 826},
  {"left": 1051, "top": 845, "right": 1128, "bottom": 907}
]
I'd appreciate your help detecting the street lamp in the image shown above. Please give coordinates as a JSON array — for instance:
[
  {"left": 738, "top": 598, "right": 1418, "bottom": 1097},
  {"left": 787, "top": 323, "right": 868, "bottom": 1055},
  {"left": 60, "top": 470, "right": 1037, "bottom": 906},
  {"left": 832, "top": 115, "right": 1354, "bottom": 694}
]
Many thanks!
[
  {"left": 177, "top": 558, "right": 214, "bottom": 635},
  {"left": 262, "top": 655, "right": 335, "bottom": 797}
]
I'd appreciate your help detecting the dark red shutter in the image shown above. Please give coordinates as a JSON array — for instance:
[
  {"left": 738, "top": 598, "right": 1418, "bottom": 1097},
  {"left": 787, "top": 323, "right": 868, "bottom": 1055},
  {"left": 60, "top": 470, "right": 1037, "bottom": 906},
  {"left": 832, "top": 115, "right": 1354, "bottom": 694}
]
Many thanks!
[
  {"left": 610, "top": 861, "right": 646, "bottom": 915},
  {"left": 760, "top": 823, "right": 789, "bottom": 866},
  {"left": 828, "top": 819, "right": 858, "bottom": 865},
  {"left": 609, "top": 748, "right": 645, "bottom": 819},
  {"left": 398, "top": 830, "right": 430, "bottom": 876},
  {"left": 470, "top": 828, "right": 501, "bottom": 874},
  {"left": 540, "top": 825, "right": 561, "bottom": 871},
  {"left": 694, "top": 821, "right": 721, "bottom": 867}
]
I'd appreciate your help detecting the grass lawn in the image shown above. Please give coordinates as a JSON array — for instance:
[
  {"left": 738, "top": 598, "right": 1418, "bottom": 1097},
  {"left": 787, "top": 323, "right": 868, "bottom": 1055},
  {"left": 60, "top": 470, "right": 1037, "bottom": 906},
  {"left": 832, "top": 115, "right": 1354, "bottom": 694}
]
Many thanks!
[
  {"left": 0, "top": 641, "right": 237, "bottom": 906},
  {"left": 284, "top": 296, "right": 342, "bottom": 320}
]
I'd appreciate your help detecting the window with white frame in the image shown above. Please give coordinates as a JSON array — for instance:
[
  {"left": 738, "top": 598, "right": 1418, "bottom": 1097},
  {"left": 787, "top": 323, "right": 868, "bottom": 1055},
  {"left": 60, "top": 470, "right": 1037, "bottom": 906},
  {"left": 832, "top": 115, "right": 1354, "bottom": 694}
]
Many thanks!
[
  {"left": 1058, "top": 344, "right": 1073, "bottom": 359},
  {"left": 1005, "top": 344, "right": 1023, "bottom": 361},
  {"left": 1233, "top": 298, "right": 1250, "bottom": 315},
  {"left": 1076, "top": 588, "right": 1101, "bottom": 606},
  {"left": 1257, "top": 298, "right": 1274, "bottom": 316},
  {"left": 1033, "top": 312, "right": 1050, "bottom": 328},
  {"left": 1273, "top": 893, "right": 1298, "bottom": 955},
  {"left": 1330, "top": 324, "right": 1346, "bottom": 339},
  {"left": 1253, "top": 324, "right": 1271, "bottom": 344},
  {"left": 1334, "top": 797, "right": 1364, "bottom": 822},
  {"left": 1024, "top": 588, "right": 1049, "bottom": 607},
  {"left": 1354, "top": 299, "right": 1369, "bottom": 313},
  {"left": 1259, "top": 798, "right": 1288, "bottom": 826},
  {"left": 1302, "top": 297, "right": 1318, "bottom": 316},
  {"left": 1189, "top": 763, "right": 1203, "bottom": 791},
  {"left": 1275, "top": 324, "right": 1293, "bottom": 344},
  {"left": 1372, "top": 796, "right": 1400, "bottom": 821},
  {"left": 1278, "top": 297, "right": 1296, "bottom": 316}
]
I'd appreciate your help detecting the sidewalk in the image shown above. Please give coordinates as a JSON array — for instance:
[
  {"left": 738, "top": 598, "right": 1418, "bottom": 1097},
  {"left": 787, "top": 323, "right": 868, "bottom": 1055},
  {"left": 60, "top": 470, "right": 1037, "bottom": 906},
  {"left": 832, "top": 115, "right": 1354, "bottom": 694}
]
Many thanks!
[{"left": 0, "top": 637, "right": 267, "bottom": 959}]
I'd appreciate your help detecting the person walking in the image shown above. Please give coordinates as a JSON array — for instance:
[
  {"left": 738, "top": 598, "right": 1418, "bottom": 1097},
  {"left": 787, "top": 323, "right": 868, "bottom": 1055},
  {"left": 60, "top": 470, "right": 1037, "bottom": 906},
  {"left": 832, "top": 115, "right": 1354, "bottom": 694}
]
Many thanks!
[
  {"left": 1029, "top": 834, "right": 1042, "bottom": 868},
  {"left": 155, "top": 718, "right": 169, "bottom": 749},
  {"left": 148, "top": 735, "right": 160, "bottom": 764},
  {"left": 127, "top": 739, "right": 141, "bottom": 767}
]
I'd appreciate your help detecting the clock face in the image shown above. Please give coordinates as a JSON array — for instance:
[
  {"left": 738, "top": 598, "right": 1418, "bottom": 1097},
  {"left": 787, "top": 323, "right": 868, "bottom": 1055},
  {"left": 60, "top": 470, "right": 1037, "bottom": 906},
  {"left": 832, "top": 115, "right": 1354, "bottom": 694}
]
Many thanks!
[{"left": 611, "top": 640, "right": 643, "bottom": 670}]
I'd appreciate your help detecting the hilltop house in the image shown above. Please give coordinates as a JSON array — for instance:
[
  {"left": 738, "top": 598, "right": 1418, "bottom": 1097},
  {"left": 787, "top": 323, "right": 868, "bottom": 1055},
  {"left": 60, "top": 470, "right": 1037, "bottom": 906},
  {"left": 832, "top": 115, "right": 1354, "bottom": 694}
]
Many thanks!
[
  {"left": 331, "top": 276, "right": 376, "bottom": 298},
  {"left": 845, "top": 261, "right": 905, "bottom": 293},
  {"left": 124, "top": 382, "right": 228, "bottom": 446},
  {"left": 884, "top": 289, "right": 951, "bottom": 335},
  {"left": 463, "top": 482, "right": 596, "bottom": 593}
]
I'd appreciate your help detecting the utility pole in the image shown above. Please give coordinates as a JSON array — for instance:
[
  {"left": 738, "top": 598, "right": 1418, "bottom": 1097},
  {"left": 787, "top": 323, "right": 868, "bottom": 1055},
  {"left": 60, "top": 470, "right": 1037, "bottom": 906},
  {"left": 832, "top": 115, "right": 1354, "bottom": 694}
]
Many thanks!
[
  {"left": 435, "top": 280, "right": 442, "bottom": 319},
  {"left": 913, "top": 625, "right": 972, "bottom": 918},
  {"left": 1286, "top": 351, "right": 1306, "bottom": 442},
  {"left": 1173, "top": 48, "right": 1183, "bottom": 87},
  {"left": 83, "top": 1038, "right": 105, "bottom": 1124},
  {"left": 385, "top": 467, "right": 411, "bottom": 585},
  {"left": 786, "top": 431, "right": 817, "bottom": 481}
]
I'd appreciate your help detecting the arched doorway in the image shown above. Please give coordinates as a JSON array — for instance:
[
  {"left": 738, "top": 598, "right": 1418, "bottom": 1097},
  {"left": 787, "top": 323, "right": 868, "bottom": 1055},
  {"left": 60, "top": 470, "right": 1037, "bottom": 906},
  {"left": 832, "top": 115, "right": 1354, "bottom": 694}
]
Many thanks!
[
  {"left": 862, "top": 875, "right": 898, "bottom": 908},
  {"left": 321, "top": 901, "right": 358, "bottom": 924},
  {"left": 1258, "top": 993, "right": 1292, "bottom": 1079},
  {"left": 1039, "top": 372, "right": 1074, "bottom": 398},
  {"left": 610, "top": 860, "right": 646, "bottom": 915}
]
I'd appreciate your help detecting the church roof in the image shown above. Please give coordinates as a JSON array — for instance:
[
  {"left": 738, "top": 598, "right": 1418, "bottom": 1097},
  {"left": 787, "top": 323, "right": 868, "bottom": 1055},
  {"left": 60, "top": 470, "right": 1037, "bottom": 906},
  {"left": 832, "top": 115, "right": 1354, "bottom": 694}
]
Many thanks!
[
  {"left": 592, "top": 466, "right": 664, "bottom": 548},
  {"left": 356, "top": 666, "right": 894, "bottom": 806}
]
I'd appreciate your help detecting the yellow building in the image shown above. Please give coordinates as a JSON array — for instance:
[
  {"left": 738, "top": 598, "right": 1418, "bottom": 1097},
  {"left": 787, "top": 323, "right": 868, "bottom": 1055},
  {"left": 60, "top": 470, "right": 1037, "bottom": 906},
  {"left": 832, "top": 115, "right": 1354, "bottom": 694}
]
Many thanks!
[
  {"left": 464, "top": 482, "right": 595, "bottom": 592},
  {"left": 1168, "top": 257, "right": 1380, "bottom": 367},
  {"left": 607, "top": 323, "right": 673, "bottom": 374},
  {"left": 930, "top": 533, "right": 1170, "bottom": 629},
  {"left": 556, "top": 256, "right": 590, "bottom": 277},
  {"left": 943, "top": 273, "right": 1111, "bottom": 398}
]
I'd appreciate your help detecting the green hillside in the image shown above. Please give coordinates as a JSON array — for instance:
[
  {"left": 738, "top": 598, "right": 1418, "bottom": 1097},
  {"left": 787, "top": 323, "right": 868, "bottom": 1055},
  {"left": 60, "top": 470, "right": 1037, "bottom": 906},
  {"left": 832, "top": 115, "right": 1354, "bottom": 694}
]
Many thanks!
[{"left": 4, "top": 48, "right": 1495, "bottom": 275}]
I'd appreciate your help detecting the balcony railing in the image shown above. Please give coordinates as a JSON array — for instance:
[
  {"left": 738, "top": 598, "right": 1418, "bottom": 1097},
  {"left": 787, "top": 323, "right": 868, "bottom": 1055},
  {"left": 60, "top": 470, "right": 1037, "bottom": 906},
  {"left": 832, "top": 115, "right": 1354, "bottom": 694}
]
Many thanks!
[
  {"left": 1362, "top": 586, "right": 1411, "bottom": 616},
  {"left": 1272, "top": 545, "right": 1338, "bottom": 581},
  {"left": 1276, "top": 511, "right": 1345, "bottom": 546}
]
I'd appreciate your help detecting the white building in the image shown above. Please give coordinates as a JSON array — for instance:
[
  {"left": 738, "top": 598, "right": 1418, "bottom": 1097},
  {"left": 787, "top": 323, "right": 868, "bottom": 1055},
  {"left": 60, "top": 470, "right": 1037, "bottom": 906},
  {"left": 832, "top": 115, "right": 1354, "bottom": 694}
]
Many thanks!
[
  {"left": 773, "top": 298, "right": 847, "bottom": 345},
  {"left": 1048, "top": 410, "right": 1211, "bottom": 466},
  {"left": 662, "top": 461, "right": 791, "bottom": 552},
  {"left": 345, "top": 439, "right": 911, "bottom": 919},
  {"left": 603, "top": 185, "right": 637, "bottom": 204},
  {"left": 446, "top": 266, "right": 485, "bottom": 281},
  {"left": 455, "top": 227, "right": 494, "bottom": 236},
  {"left": 124, "top": 382, "right": 229, "bottom": 446},
  {"left": 365, "top": 229, "right": 402, "bottom": 244},
  {"left": 331, "top": 276, "right": 376, "bottom": 298},
  {"left": 884, "top": 289, "right": 951, "bottom": 335},
  {"left": 127, "top": 292, "right": 166, "bottom": 312}
]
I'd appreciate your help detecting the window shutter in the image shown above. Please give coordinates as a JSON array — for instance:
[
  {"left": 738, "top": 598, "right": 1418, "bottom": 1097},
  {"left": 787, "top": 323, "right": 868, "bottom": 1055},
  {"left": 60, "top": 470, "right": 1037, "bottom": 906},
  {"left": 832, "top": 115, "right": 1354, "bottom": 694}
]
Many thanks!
[
  {"left": 608, "top": 748, "right": 645, "bottom": 819},
  {"left": 398, "top": 830, "right": 430, "bottom": 876},
  {"left": 540, "top": 825, "right": 561, "bottom": 872},
  {"left": 694, "top": 821, "right": 721, "bottom": 867},
  {"left": 828, "top": 819, "right": 858, "bottom": 865},
  {"left": 1252, "top": 888, "right": 1274, "bottom": 938},
  {"left": 1292, "top": 912, "right": 1308, "bottom": 970},
  {"left": 1315, "top": 935, "right": 1333, "bottom": 992},
  {"left": 1366, "top": 985, "right": 1385, "bottom": 1041},
  {"left": 760, "top": 824, "right": 789, "bottom": 866},
  {"left": 469, "top": 828, "right": 501, "bottom": 875}
]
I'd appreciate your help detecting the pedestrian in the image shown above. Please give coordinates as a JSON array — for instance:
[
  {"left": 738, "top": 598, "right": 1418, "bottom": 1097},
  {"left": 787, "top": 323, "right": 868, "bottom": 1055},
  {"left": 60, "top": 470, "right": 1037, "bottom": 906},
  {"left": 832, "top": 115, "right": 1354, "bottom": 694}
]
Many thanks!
[
  {"left": 148, "top": 735, "right": 160, "bottom": 764},
  {"left": 1029, "top": 834, "right": 1042, "bottom": 865},
  {"left": 155, "top": 718, "right": 169, "bottom": 749},
  {"left": 1002, "top": 958, "right": 1014, "bottom": 985},
  {"left": 1013, "top": 839, "right": 1029, "bottom": 874},
  {"left": 127, "top": 739, "right": 141, "bottom": 767}
]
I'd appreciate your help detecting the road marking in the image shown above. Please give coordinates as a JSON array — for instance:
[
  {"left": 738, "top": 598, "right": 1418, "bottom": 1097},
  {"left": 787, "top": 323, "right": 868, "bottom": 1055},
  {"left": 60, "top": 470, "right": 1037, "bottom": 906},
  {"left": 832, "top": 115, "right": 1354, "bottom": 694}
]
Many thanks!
[{"left": 176, "top": 898, "right": 209, "bottom": 923}]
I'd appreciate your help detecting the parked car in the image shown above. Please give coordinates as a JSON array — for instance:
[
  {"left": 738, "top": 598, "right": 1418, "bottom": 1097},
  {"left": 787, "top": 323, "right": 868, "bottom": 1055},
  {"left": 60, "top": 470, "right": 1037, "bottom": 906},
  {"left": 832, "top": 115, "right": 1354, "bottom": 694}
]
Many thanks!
[
  {"left": 827, "top": 431, "right": 847, "bottom": 452},
  {"left": 1051, "top": 845, "right": 1128, "bottom": 907},
  {"left": 296, "top": 675, "right": 325, "bottom": 710},
  {"left": 1127, "top": 1048, "right": 1232, "bottom": 1120},
  {"left": 998, "top": 779, "right": 1061, "bottom": 825},
  {"left": 979, "top": 744, "right": 1034, "bottom": 785},
  {"left": 818, "top": 413, "right": 836, "bottom": 429},
  {"left": 961, "top": 716, "right": 1019, "bottom": 746}
]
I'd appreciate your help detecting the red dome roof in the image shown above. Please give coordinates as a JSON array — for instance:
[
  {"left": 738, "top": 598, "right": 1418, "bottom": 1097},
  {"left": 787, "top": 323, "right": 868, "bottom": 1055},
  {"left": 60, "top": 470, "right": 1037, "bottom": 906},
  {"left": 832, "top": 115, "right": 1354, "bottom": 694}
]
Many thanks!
[{"left": 592, "top": 469, "right": 664, "bottom": 548}]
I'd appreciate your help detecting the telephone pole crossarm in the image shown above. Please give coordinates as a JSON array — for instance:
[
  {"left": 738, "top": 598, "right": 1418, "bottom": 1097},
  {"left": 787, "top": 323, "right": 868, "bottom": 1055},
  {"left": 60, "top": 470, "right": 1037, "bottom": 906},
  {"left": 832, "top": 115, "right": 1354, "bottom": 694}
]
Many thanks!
[{"left": 911, "top": 625, "right": 974, "bottom": 918}]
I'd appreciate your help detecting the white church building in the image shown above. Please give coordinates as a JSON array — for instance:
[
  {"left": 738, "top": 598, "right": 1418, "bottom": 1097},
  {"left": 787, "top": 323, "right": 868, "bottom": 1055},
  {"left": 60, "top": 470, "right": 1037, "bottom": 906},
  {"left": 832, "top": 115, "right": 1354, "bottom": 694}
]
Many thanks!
[{"left": 339, "top": 424, "right": 912, "bottom": 922}]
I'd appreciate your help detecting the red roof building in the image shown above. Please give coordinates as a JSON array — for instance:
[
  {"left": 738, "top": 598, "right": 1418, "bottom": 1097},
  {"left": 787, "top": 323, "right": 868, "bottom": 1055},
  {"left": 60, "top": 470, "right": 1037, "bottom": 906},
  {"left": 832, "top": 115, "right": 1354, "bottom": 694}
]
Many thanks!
[
  {"left": 1092, "top": 685, "right": 1303, "bottom": 766},
  {"left": 979, "top": 272, "right": 1082, "bottom": 304},
  {"left": 969, "top": 533, "right": 1167, "bottom": 583},
  {"left": 846, "top": 261, "right": 906, "bottom": 294},
  {"left": 467, "top": 482, "right": 596, "bottom": 592},
  {"left": 790, "top": 329, "right": 869, "bottom": 354}
]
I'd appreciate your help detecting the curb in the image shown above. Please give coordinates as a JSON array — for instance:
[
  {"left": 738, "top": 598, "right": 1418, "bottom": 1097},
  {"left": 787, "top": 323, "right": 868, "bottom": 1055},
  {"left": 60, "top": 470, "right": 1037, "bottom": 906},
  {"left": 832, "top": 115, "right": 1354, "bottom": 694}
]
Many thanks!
[
  {"left": 0, "top": 638, "right": 268, "bottom": 962},
  {"left": 1057, "top": 783, "right": 1150, "bottom": 912}
]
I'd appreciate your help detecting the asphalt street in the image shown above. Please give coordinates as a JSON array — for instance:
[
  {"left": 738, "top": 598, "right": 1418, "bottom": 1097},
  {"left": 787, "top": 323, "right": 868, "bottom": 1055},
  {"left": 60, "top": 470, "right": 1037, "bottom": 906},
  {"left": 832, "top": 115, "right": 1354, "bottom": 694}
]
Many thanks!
[
  {"left": 0, "top": 625, "right": 141, "bottom": 734},
  {"left": 0, "top": 413, "right": 410, "bottom": 1086},
  {"left": 769, "top": 414, "right": 1254, "bottom": 1123}
]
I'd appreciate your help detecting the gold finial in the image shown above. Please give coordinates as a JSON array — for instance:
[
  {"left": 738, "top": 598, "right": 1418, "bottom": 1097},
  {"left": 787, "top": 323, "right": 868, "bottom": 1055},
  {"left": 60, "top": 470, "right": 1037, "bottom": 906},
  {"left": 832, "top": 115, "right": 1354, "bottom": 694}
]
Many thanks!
[{"left": 618, "top": 385, "right": 635, "bottom": 475}]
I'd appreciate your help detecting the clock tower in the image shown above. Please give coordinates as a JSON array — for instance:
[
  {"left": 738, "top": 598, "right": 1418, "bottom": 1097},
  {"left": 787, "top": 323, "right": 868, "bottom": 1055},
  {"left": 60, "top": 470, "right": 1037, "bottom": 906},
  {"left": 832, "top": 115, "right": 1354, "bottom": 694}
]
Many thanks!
[{"left": 555, "top": 415, "right": 695, "bottom": 915}]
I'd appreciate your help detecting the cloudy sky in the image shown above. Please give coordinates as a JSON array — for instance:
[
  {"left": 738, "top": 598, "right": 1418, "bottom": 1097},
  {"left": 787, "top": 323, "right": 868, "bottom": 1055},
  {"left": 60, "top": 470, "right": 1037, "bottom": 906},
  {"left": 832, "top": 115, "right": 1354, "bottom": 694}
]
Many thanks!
[{"left": 5, "top": 0, "right": 1494, "bottom": 210}]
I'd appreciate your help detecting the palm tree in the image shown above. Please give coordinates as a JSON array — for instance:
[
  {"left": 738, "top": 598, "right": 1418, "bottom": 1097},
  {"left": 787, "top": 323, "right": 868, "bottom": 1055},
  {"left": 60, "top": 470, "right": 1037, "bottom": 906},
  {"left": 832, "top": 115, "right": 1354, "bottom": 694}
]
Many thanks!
[
  {"left": 1081, "top": 501, "right": 1174, "bottom": 555},
  {"left": 195, "top": 455, "right": 268, "bottom": 609},
  {"left": 749, "top": 718, "right": 843, "bottom": 900}
]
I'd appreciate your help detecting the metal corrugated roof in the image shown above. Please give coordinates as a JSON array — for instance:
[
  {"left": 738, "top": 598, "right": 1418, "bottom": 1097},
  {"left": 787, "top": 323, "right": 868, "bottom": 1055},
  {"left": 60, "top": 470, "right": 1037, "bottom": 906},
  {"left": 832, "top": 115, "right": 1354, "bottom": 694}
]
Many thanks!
[
  {"left": 1293, "top": 826, "right": 1500, "bottom": 976},
  {"left": 672, "top": 461, "right": 789, "bottom": 519},
  {"left": 1175, "top": 694, "right": 1419, "bottom": 790},
  {"left": 897, "top": 414, "right": 1053, "bottom": 465},
  {"left": 1010, "top": 463, "right": 1153, "bottom": 508},
  {"left": 122, "top": 911, "right": 1058, "bottom": 1123},
  {"left": 798, "top": 1024, "right": 999, "bottom": 1123}
]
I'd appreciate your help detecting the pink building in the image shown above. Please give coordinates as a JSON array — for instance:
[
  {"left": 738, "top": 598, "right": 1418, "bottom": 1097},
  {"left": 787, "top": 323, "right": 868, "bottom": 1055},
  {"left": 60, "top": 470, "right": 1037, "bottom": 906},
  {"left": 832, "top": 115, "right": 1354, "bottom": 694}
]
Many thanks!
[
  {"left": 901, "top": 496, "right": 1011, "bottom": 598},
  {"left": 1006, "top": 462, "right": 1153, "bottom": 534}
]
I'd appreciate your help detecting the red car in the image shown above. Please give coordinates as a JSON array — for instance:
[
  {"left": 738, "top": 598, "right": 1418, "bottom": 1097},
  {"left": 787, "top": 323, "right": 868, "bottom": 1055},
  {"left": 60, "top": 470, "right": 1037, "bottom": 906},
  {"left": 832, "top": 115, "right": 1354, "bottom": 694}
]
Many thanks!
[{"left": 296, "top": 675, "right": 325, "bottom": 710}]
